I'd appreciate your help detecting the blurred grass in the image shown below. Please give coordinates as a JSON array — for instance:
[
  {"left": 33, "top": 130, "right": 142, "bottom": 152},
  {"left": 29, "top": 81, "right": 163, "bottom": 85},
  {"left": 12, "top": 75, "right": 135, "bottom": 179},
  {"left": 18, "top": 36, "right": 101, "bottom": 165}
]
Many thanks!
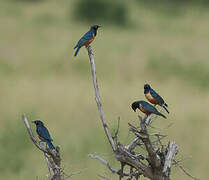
[
  {"left": 147, "top": 55, "right": 209, "bottom": 89},
  {"left": 0, "top": 0, "right": 209, "bottom": 179},
  {"left": 0, "top": 122, "right": 30, "bottom": 174},
  {"left": 137, "top": 0, "right": 209, "bottom": 17}
]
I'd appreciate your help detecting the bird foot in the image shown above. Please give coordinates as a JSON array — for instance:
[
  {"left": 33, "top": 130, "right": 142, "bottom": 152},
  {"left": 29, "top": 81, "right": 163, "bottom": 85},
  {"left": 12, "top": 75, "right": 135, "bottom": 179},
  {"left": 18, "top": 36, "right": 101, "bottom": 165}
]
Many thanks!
[{"left": 38, "top": 141, "right": 46, "bottom": 149}]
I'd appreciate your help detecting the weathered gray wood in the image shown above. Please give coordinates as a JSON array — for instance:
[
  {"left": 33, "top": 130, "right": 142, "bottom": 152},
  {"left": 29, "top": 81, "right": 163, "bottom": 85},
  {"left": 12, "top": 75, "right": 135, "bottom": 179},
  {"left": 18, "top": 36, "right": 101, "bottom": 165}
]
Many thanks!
[
  {"left": 86, "top": 46, "right": 116, "bottom": 152},
  {"left": 125, "top": 137, "right": 140, "bottom": 152},
  {"left": 163, "top": 142, "right": 179, "bottom": 176}
]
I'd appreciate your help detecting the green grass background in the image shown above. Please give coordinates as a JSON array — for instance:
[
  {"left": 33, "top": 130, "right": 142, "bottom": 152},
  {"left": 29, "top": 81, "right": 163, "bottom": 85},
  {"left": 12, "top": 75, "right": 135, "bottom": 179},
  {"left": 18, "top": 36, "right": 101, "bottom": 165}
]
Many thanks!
[{"left": 0, "top": 0, "right": 209, "bottom": 179}]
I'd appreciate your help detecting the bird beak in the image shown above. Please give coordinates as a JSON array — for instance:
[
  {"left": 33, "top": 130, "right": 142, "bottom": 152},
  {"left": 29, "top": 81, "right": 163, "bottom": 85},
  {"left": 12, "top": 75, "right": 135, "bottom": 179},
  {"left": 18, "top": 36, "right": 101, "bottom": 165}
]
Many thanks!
[{"left": 32, "top": 121, "right": 35, "bottom": 123}]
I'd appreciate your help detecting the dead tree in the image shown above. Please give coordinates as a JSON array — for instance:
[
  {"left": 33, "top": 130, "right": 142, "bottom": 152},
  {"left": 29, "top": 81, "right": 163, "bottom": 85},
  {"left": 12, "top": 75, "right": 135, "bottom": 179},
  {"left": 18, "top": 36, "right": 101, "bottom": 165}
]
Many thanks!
[
  {"left": 86, "top": 46, "right": 199, "bottom": 180},
  {"left": 22, "top": 114, "right": 83, "bottom": 180}
]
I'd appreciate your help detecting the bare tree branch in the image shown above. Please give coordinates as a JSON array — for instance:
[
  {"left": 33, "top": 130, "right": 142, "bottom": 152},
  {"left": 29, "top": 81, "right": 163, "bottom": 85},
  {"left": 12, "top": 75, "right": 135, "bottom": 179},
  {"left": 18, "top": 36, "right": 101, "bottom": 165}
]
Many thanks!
[
  {"left": 86, "top": 46, "right": 116, "bottom": 151},
  {"left": 163, "top": 142, "right": 178, "bottom": 176},
  {"left": 63, "top": 168, "right": 87, "bottom": 180},
  {"left": 125, "top": 137, "right": 140, "bottom": 152},
  {"left": 98, "top": 174, "right": 112, "bottom": 180},
  {"left": 89, "top": 154, "right": 121, "bottom": 175},
  {"left": 112, "top": 117, "right": 120, "bottom": 143},
  {"left": 129, "top": 122, "right": 161, "bottom": 169},
  {"left": 88, "top": 154, "right": 118, "bottom": 174},
  {"left": 44, "top": 153, "right": 54, "bottom": 178},
  {"left": 89, "top": 154, "right": 133, "bottom": 177},
  {"left": 145, "top": 114, "right": 153, "bottom": 125},
  {"left": 115, "top": 143, "right": 153, "bottom": 179}
]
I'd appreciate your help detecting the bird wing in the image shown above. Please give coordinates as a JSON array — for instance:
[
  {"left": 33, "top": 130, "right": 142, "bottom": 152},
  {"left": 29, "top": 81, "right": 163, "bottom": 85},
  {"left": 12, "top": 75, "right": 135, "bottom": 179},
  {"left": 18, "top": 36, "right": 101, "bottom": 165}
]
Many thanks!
[
  {"left": 76, "top": 31, "right": 93, "bottom": 47},
  {"left": 143, "top": 102, "right": 159, "bottom": 114},
  {"left": 150, "top": 89, "right": 164, "bottom": 105},
  {"left": 37, "top": 126, "right": 53, "bottom": 141}
]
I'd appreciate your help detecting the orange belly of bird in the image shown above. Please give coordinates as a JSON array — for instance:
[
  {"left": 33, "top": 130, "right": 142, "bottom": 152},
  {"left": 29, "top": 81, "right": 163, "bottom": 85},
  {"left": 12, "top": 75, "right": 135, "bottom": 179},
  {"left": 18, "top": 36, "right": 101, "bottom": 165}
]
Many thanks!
[
  {"left": 145, "top": 92, "right": 159, "bottom": 105},
  {"left": 85, "top": 36, "right": 95, "bottom": 47},
  {"left": 139, "top": 104, "right": 150, "bottom": 115},
  {"left": 38, "top": 136, "right": 45, "bottom": 141}
]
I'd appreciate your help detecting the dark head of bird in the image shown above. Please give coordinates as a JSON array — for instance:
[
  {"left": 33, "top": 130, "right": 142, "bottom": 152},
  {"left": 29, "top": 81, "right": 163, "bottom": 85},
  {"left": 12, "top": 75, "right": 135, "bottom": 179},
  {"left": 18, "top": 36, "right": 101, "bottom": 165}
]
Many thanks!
[
  {"left": 90, "top": 25, "right": 101, "bottom": 35},
  {"left": 32, "top": 120, "right": 44, "bottom": 126},
  {"left": 131, "top": 101, "right": 140, "bottom": 112},
  {"left": 144, "top": 84, "right": 151, "bottom": 93},
  {"left": 90, "top": 25, "right": 101, "bottom": 31}
]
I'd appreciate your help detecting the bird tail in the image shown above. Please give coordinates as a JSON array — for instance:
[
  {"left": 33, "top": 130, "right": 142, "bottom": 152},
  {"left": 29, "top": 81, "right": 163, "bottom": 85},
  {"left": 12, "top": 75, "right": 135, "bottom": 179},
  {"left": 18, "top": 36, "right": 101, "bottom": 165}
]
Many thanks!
[
  {"left": 163, "top": 104, "right": 169, "bottom": 114},
  {"left": 45, "top": 139, "right": 55, "bottom": 150},
  {"left": 74, "top": 47, "right": 81, "bottom": 56},
  {"left": 157, "top": 112, "right": 167, "bottom": 119}
]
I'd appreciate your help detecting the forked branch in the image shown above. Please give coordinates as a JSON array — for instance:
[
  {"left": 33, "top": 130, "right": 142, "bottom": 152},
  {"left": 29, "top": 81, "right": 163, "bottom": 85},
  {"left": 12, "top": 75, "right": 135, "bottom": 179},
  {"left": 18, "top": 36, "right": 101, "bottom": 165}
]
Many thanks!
[{"left": 86, "top": 46, "right": 198, "bottom": 180}]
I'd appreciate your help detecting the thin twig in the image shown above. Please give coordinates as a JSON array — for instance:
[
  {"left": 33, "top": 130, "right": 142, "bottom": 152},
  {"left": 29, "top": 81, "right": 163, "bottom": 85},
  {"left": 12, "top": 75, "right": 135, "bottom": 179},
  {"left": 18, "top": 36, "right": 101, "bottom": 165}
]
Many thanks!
[
  {"left": 125, "top": 137, "right": 140, "bottom": 152},
  {"left": 112, "top": 117, "right": 120, "bottom": 142},
  {"left": 88, "top": 154, "right": 130, "bottom": 177},
  {"left": 174, "top": 160, "right": 200, "bottom": 180},
  {"left": 64, "top": 168, "right": 87, "bottom": 179},
  {"left": 98, "top": 174, "right": 112, "bottom": 180},
  {"left": 148, "top": 123, "right": 174, "bottom": 131},
  {"left": 88, "top": 154, "right": 118, "bottom": 174}
]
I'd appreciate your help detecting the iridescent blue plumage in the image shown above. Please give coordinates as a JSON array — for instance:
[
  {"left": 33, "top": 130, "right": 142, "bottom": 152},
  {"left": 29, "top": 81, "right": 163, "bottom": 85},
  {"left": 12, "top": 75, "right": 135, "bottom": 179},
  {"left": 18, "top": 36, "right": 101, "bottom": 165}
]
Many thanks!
[
  {"left": 74, "top": 25, "right": 101, "bottom": 56},
  {"left": 131, "top": 100, "right": 167, "bottom": 119},
  {"left": 144, "top": 84, "right": 169, "bottom": 114},
  {"left": 33, "top": 120, "right": 55, "bottom": 150}
]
